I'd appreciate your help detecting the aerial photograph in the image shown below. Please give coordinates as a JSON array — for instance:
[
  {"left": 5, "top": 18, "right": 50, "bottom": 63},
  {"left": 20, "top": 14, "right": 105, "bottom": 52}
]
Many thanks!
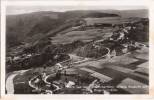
[{"left": 5, "top": 6, "right": 149, "bottom": 94}]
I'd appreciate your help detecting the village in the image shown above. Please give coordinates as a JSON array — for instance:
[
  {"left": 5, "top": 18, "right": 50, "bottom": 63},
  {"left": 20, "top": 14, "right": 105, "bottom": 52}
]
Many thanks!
[{"left": 6, "top": 16, "right": 149, "bottom": 94}]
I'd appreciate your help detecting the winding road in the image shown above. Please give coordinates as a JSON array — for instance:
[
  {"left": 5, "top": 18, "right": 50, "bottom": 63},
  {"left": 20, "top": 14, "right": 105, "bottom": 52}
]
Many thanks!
[
  {"left": 6, "top": 73, "right": 18, "bottom": 94},
  {"left": 6, "top": 70, "right": 29, "bottom": 94},
  {"left": 6, "top": 38, "right": 146, "bottom": 94}
]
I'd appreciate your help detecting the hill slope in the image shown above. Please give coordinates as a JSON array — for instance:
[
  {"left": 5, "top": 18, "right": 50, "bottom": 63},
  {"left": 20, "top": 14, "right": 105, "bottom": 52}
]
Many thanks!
[
  {"left": 6, "top": 9, "right": 148, "bottom": 48},
  {"left": 6, "top": 11, "right": 120, "bottom": 48}
]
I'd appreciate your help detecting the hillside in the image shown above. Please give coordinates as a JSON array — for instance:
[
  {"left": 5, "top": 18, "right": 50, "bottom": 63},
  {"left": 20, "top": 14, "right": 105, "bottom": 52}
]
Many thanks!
[
  {"left": 6, "top": 10, "right": 120, "bottom": 48},
  {"left": 97, "top": 9, "right": 148, "bottom": 18},
  {"left": 6, "top": 9, "right": 149, "bottom": 53},
  {"left": 5, "top": 9, "right": 149, "bottom": 94},
  {"left": 6, "top": 11, "right": 62, "bottom": 47}
]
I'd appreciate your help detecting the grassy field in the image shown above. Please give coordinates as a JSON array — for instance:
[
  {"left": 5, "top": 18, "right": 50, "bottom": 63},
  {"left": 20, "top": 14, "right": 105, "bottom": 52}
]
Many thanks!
[{"left": 52, "top": 28, "right": 113, "bottom": 44}]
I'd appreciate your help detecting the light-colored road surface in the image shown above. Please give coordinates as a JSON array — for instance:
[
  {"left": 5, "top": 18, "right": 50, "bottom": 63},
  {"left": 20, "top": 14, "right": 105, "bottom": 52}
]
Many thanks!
[
  {"left": 6, "top": 73, "right": 18, "bottom": 94},
  {"left": 6, "top": 70, "right": 29, "bottom": 94},
  {"left": 6, "top": 44, "right": 148, "bottom": 94}
]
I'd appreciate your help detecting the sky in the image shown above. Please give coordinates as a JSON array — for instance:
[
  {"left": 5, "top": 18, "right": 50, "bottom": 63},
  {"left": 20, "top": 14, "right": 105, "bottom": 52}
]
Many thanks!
[{"left": 6, "top": 6, "right": 147, "bottom": 15}]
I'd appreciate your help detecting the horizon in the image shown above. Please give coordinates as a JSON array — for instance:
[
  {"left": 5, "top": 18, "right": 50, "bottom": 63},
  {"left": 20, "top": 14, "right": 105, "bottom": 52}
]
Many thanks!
[{"left": 6, "top": 6, "right": 148, "bottom": 15}]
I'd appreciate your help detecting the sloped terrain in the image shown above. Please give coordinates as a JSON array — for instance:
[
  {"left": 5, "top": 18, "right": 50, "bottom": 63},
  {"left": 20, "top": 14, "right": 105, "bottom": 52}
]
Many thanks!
[
  {"left": 6, "top": 11, "right": 119, "bottom": 48},
  {"left": 5, "top": 9, "right": 149, "bottom": 94}
]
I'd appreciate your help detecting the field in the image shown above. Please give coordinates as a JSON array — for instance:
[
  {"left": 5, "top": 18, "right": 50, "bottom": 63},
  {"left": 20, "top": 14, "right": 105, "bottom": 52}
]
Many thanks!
[
  {"left": 6, "top": 44, "right": 149, "bottom": 94},
  {"left": 5, "top": 9, "right": 149, "bottom": 94},
  {"left": 52, "top": 29, "right": 113, "bottom": 44}
]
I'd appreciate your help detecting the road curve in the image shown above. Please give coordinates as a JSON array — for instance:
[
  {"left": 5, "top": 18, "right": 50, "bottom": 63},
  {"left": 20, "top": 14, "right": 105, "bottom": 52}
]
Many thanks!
[
  {"left": 6, "top": 73, "right": 18, "bottom": 94},
  {"left": 6, "top": 70, "right": 29, "bottom": 94}
]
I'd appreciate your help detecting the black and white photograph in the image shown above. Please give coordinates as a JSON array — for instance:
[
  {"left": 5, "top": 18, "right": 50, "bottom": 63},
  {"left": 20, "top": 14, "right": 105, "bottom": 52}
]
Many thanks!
[{"left": 4, "top": 5, "right": 149, "bottom": 95}]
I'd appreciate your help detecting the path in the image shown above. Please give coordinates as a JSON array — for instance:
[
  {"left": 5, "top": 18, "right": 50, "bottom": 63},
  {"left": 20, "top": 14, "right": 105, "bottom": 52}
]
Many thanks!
[
  {"left": 6, "top": 70, "right": 29, "bottom": 94},
  {"left": 6, "top": 73, "right": 18, "bottom": 94}
]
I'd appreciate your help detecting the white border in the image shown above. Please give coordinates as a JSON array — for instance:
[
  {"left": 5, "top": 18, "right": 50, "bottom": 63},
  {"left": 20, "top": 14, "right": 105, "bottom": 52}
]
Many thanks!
[{"left": 1, "top": 0, "right": 154, "bottom": 100}]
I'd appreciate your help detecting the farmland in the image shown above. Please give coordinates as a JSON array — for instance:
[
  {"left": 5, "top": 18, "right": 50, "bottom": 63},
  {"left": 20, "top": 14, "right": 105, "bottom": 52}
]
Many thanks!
[{"left": 5, "top": 9, "right": 149, "bottom": 94}]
